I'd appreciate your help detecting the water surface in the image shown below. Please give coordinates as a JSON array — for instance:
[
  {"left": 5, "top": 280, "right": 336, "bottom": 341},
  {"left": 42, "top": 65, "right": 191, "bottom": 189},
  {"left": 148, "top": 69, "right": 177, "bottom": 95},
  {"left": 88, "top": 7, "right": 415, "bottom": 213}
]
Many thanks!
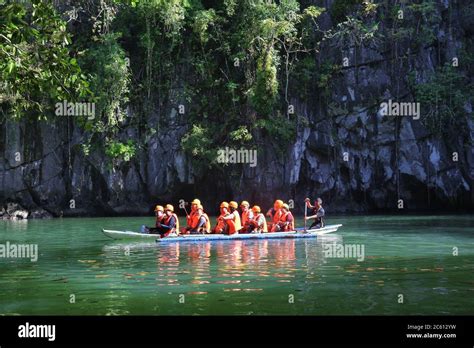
[{"left": 0, "top": 215, "right": 473, "bottom": 315}]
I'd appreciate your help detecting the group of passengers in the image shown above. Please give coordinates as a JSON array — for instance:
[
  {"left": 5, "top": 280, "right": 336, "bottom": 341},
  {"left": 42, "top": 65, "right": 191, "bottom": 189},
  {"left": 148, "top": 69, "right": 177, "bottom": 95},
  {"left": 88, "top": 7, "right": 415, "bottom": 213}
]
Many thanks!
[{"left": 146, "top": 198, "right": 325, "bottom": 237}]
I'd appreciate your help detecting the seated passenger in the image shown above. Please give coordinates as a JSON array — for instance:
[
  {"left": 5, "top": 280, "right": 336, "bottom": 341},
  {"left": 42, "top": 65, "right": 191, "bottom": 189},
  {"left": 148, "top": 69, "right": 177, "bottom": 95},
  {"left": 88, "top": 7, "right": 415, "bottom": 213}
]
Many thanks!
[
  {"left": 221, "top": 201, "right": 241, "bottom": 233},
  {"left": 272, "top": 203, "right": 294, "bottom": 232},
  {"left": 144, "top": 205, "right": 165, "bottom": 234},
  {"left": 188, "top": 204, "right": 211, "bottom": 234},
  {"left": 240, "top": 201, "right": 254, "bottom": 233},
  {"left": 213, "top": 202, "right": 237, "bottom": 235},
  {"left": 266, "top": 199, "right": 283, "bottom": 231},
  {"left": 182, "top": 198, "right": 201, "bottom": 234},
  {"left": 248, "top": 205, "right": 268, "bottom": 233},
  {"left": 156, "top": 204, "right": 179, "bottom": 238}
]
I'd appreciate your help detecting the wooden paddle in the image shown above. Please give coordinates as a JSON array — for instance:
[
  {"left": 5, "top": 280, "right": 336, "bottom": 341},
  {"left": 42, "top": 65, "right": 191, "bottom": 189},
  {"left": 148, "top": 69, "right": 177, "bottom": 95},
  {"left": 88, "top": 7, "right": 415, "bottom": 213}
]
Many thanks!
[
  {"left": 182, "top": 203, "right": 190, "bottom": 217},
  {"left": 304, "top": 200, "right": 307, "bottom": 233}
]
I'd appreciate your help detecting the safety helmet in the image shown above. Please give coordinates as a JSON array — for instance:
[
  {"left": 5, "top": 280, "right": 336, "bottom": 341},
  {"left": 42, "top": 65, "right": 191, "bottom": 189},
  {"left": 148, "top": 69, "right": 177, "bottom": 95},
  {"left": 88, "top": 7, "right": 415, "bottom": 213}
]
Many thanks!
[{"left": 274, "top": 199, "right": 284, "bottom": 209}]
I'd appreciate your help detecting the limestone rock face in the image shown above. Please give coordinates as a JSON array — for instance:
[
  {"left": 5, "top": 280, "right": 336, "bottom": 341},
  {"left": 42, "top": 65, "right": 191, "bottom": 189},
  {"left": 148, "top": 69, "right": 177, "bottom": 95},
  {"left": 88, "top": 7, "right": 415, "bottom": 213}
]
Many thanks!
[{"left": 0, "top": 1, "right": 472, "bottom": 216}]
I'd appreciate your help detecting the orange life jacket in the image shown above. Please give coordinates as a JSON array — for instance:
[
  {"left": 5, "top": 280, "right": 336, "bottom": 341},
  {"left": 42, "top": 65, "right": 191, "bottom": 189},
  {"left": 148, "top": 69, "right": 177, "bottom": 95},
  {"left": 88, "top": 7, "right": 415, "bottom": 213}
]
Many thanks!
[
  {"left": 163, "top": 213, "right": 179, "bottom": 231},
  {"left": 279, "top": 211, "right": 295, "bottom": 231},
  {"left": 231, "top": 210, "right": 242, "bottom": 231},
  {"left": 191, "top": 211, "right": 211, "bottom": 232},
  {"left": 241, "top": 209, "right": 252, "bottom": 226},
  {"left": 272, "top": 209, "right": 283, "bottom": 224},
  {"left": 187, "top": 210, "right": 197, "bottom": 227},
  {"left": 215, "top": 213, "right": 237, "bottom": 235},
  {"left": 214, "top": 213, "right": 227, "bottom": 233},
  {"left": 255, "top": 213, "right": 268, "bottom": 232},
  {"left": 190, "top": 211, "right": 201, "bottom": 229}
]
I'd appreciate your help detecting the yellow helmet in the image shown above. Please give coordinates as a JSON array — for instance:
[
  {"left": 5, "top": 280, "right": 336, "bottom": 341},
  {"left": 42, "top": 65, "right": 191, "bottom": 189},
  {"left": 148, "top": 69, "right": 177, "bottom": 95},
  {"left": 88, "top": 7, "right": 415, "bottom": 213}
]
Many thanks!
[
  {"left": 282, "top": 203, "right": 289, "bottom": 210},
  {"left": 240, "top": 200, "right": 250, "bottom": 207},
  {"left": 154, "top": 205, "right": 164, "bottom": 212},
  {"left": 191, "top": 199, "right": 201, "bottom": 205},
  {"left": 229, "top": 201, "right": 238, "bottom": 209},
  {"left": 274, "top": 199, "right": 284, "bottom": 209},
  {"left": 252, "top": 205, "right": 261, "bottom": 213},
  {"left": 220, "top": 201, "right": 229, "bottom": 208},
  {"left": 165, "top": 204, "right": 174, "bottom": 212}
]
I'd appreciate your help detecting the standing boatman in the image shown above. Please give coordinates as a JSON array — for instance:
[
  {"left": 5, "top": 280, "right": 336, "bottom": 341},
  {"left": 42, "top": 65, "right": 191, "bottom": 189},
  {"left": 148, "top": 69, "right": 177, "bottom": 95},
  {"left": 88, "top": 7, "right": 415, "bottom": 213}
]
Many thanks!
[{"left": 304, "top": 197, "right": 325, "bottom": 229}]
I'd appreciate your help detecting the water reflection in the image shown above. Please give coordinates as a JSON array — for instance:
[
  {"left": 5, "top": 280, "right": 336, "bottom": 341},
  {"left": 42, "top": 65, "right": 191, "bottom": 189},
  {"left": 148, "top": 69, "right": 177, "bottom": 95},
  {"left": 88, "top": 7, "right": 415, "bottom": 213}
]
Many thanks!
[
  {"left": 99, "top": 235, "right": 345, "bottom": 294},
  {"left": 151, "top": 235, "right": 344, "bottom": 286}
]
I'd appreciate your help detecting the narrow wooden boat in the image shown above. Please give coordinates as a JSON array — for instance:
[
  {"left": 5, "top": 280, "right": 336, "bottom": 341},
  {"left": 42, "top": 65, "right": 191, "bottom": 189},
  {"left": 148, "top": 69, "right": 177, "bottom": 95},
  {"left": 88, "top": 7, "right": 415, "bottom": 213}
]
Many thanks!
[{"left": 101, "top": 224, "right": 342, "bottom": 241}]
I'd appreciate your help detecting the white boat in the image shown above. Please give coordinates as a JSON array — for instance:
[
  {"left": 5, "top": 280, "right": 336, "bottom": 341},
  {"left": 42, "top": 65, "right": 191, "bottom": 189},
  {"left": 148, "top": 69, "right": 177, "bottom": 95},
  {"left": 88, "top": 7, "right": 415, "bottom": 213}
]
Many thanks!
[{"left": 101, "top": 224, "right": 342, "bottom": 242}]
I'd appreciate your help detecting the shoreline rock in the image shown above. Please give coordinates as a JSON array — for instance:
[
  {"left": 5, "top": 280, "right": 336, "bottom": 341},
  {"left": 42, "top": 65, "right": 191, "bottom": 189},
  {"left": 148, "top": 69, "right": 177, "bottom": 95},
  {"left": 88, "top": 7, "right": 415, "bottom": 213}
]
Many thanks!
[{"left": 0, "top": 203, "right": 53, "bottom": 220}]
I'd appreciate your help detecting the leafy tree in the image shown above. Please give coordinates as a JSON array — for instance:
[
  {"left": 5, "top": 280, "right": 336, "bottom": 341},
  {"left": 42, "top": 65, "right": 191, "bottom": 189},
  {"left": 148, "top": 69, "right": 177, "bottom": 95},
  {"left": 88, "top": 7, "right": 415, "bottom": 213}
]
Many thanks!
[{"left": 0, "top": 0, "right": 90, "bottom": 119}]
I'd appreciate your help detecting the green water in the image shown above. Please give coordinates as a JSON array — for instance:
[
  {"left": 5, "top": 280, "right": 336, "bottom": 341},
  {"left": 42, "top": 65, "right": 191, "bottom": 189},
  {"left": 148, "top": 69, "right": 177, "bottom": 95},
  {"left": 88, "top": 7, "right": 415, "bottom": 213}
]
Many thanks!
[{"left": 0, "top": 215, "right": 473, "bottom": 315}]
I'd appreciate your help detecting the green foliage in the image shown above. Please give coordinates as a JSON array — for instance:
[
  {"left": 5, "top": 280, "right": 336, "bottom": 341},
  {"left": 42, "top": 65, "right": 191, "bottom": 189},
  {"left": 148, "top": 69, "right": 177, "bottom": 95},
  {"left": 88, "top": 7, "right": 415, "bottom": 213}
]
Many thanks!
[
  {"left": 180, "top": 124, "right": 217, "bottom": 167},
  {"left": 411, "top": 64, "right": 471, "bottom": 134},
  {"left": 0, "top": 0, "right": 90, "bottom": 119},
  {"left": 105, "top": 139, "right": 136, "bottom": 162},
  {"left": 78, "top": 33, "right": 130, "bottom": 134},
  {"left": 229, "top": 126, "right": 252, "bottom": 143},
  {"left": 193, "top": 9, "right": 217, "bottom": 44},
  {"left": 390, "top": 0, "right": 440, "bottom": 47},
  {"left": 250, "top": 48, "right": 279, "bottom": 116},
  {"left": 316, "top": 63, "right": 341, "bottom": 97}
]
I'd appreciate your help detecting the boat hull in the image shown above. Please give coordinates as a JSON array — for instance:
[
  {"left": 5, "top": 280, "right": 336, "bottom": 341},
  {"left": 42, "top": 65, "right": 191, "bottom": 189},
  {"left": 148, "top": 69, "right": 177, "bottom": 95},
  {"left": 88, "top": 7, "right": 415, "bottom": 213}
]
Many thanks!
[
  {"left": 102, "top": 229, "right": 161, "bottom": 240},
  {"left": 102, "top": 224, "right": 342, "bottom": 241}
]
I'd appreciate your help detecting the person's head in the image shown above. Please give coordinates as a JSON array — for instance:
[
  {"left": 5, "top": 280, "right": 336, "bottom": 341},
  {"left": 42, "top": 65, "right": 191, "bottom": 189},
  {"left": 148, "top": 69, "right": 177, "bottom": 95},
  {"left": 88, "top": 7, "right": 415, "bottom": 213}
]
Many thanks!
[
  {"left": 274, "top": 199, "right": 283, "bottom": 210},
  {"left": 164, "top": 204, "right": 174, "bottom": 216},
  {"left": 315, "top": 198, "right": 322, "bottom": 208},
  {"left": 191, "top": 198, "right": 201, "bottom": 212},
  {"left": 197, "top": 204, "right": 204, "bottom": 213},
  {"left": 220, "top": 202, "right": 229, "bottom": 214},
  {"left": 240, "top": 201, "right": 250, "bottom": 211},
  {"left": 229, "top": 201, "right": 238, "bottom": 212},
  {"left": 154, "top": 205, "right": 164, "bottom": 217},
  {"left": 252, "top": 205, "right": 261, "bottom": 214},
  {"left": 282, "top": 203, "right": 289, "bottom": 212}
]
